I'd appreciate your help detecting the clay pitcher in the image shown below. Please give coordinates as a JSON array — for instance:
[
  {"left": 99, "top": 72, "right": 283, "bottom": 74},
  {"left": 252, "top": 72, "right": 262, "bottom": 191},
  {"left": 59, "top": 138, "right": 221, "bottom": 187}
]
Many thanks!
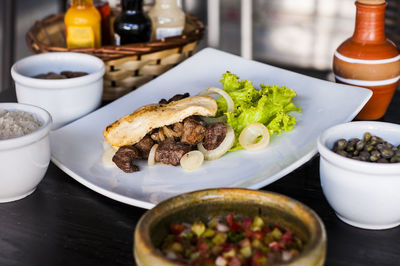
[{"left": 333, "top": 0, "right": 400, "bottom": 120}]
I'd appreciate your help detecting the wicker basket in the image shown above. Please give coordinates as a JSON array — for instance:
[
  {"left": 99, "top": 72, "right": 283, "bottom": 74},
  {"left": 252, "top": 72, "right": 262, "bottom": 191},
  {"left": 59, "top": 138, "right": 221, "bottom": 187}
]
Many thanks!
[{"left": 26, "top": 13, "right": 204, "bottom": 101}]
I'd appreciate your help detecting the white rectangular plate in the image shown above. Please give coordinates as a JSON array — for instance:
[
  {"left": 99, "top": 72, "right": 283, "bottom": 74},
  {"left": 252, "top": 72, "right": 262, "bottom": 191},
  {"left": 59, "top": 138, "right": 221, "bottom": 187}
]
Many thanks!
[{"left": 50, "top": 48, "right": 372, "bottom": 209}]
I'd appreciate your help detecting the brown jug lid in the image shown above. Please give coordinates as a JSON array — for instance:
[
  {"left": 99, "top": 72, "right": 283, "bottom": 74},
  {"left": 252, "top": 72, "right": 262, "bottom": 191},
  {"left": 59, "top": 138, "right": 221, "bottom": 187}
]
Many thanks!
[{"left": 357, "top": 0, "right": 385, "bottom": 4}]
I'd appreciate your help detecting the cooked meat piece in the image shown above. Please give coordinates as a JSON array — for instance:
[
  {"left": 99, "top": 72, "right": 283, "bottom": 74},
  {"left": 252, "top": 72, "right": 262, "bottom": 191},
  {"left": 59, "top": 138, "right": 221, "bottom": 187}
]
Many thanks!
[
  {"left": 155, "top": 139, "right": 191, "bottom": 166},
  {"left": 203, "top": 122, "right": 227, "bottom": 150},
  {"left": 112, "top": 146, "right": 141, "bottom": 173},
  {"left": 134, "top": 135, "right": 154, "bottom": 158},
  {"left": 159, "top": 92, "right": 190, "bottom": 104},
  {"left": 181, "top": 116, "right": 206, "bottom": 145}
]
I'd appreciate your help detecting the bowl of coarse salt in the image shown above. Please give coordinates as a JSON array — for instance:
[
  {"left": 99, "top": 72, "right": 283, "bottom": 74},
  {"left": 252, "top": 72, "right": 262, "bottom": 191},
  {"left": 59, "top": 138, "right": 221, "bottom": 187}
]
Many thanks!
[{"left": 0, "top": 103, "right": 52, "bottom": 202}]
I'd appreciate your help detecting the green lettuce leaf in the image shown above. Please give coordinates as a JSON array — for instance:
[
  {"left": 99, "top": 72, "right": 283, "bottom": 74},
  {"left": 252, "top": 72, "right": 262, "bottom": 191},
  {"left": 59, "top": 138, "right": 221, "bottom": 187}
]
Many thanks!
[{"left": 217, "top": 72, "right": 301, "bottom": 150}]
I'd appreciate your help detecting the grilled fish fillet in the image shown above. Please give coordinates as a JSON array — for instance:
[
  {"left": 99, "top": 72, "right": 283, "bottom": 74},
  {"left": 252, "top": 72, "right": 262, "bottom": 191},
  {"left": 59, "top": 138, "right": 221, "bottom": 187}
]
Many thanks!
[{"left": 104, "top": 96, "right": 218, "bottom": 147}]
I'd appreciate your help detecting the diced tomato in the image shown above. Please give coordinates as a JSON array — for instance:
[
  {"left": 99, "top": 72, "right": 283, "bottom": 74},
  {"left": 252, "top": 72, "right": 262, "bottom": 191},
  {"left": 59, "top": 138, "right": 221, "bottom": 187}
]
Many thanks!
[
  {"left": 269, "top": 241, "right": 280, "bottom": 252},
  {"left": 261, "top": 225, "right": 271, "bottom": 233},
  {"left": 281, "top": 231, "right": 293, "bottom": 244},
  {"left": 170, "top": 224, "right": 186, "bottom": 235},
  {"left": 197, "top": 240, "right": 209, "bottom": 254},
  {"left": 226, "top": 213, "right": 241, "bottom": 232},
  {"left": 251, "top": 231, "right": 265, "bottom": 240},
  {"left": 242, "top": 217, "right": 253, "bottom": 230},
  {"left": 222, "top": 242, "right": 234, "bottom": 252},
  {"left": 228, "top": 256, "right": 242, "bottom": 266},
  {"left": 244, "top": 229, "right": 252, "bottom": 238}
]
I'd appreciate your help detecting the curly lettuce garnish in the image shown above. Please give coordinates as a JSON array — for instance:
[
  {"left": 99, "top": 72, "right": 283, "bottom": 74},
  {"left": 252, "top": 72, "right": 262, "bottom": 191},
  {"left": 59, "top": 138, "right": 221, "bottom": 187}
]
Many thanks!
[{"left": 216, "top": 72, "right": 301, "bottom": 151}]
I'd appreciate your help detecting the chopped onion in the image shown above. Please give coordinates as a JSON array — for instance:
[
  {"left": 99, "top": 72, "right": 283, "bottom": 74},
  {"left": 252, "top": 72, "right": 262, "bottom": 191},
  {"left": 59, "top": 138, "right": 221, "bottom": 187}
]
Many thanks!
[
  {"left": 102, "top": 147, "right": 117, "bottom": 167},
  {"left": 215, "top": 256, "right": 228, "bottom": 266},
  {"left": 282, "top": 251, "right": 292, "bottom": 262},
  {"left": 239, "top": 123, "right": 270, "bottom": 151},
  {"left": 197, "top": 125, "right": 235, "bottom": 161},
  {"left": 216, "top": 223, "right": 229, "bottom": 232},
  {"left": 180, "top": 150, "right": 204, "bottom": 170},
  {"left": 148, "top": 144, "right": 159, "bottom": 167},
  {"left": 198, "top": 87, "right": 234, "bottom": 123}
]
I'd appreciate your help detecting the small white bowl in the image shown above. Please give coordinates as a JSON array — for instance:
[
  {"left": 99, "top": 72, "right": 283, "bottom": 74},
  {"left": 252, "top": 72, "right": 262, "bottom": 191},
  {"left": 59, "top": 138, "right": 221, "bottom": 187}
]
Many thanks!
[
  {"left": 11, "top": 52, "right": 105, "bottom": 129},
  {"left": 0, "top": 103, "right": 52, "bottom": 202},
  {"left": 318, "top": 121, "right": 400, "bottom": 230}
]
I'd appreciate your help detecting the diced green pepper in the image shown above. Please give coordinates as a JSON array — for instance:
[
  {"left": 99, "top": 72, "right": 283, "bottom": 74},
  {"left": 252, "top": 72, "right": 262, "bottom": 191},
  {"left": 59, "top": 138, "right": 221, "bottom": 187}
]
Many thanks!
[
  {"left": 251, "top": 216, "right": 264, "bottom": 231},
  {"left": 191, "top": 221, "right": 206, "bottom": 237},
  {"left": 271, "top": 227, "right": 283, "bottom": 240},
  {"left": 212, "top": 232, "right": 228, "bottom": 245},
  {"left": 208, "top": 218, "right": 218, "bottom": 229},
  {"left": 171, "top": 242, "right": 183, "bottom": 253},
  {"left": 223, "top": 248, "right": 236, "bottom": 258},
  {"left": 240, "top": 246, "right": 252, "bottom": 258},
  {"left": 203, "top": 228, "right": 216, "bottom": 238}
]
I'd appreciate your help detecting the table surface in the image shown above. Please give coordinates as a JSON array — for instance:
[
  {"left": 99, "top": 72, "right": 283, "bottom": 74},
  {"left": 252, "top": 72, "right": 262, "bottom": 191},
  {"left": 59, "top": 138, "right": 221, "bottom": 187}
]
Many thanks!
[{"left": 1, "top": 77, "right": 400, "bottom": 266}]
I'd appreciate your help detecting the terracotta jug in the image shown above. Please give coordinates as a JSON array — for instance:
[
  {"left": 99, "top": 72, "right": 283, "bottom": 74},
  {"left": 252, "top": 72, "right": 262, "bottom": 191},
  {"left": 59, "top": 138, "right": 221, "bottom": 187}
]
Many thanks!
[{"left": 333, "top": 0, "right": 400, "bottom": 120}]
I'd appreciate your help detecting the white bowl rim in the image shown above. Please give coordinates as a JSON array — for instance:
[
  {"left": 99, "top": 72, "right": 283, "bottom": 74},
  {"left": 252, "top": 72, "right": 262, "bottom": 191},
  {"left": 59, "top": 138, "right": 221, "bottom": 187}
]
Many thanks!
[
  {"left": 10, "top": 52, "right": 105, "bottom": 89},
  {"left": 317, "top": 121, "right": 400, "bottom": 175},
  {"left": 0, "top": 103, "right": 52, "bottom": 150}
]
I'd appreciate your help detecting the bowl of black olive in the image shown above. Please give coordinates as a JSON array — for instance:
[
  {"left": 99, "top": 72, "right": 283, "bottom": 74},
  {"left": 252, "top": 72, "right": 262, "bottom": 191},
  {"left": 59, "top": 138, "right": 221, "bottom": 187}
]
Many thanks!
[
  {"left": 317, "top": 121, "right": 400, "bottom": 230},
  {"left": 11, "top": 52, "right": 105, "bottom": 129},
  {"left": 134, "top": 188, "right": 326, "bottom": 266}
]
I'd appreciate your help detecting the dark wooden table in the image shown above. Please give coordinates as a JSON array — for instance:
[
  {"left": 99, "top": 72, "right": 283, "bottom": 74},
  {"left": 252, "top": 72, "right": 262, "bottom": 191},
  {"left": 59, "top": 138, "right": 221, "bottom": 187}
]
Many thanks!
[{"left": 1, "top": 82, "right": 400, "bottom": 266}]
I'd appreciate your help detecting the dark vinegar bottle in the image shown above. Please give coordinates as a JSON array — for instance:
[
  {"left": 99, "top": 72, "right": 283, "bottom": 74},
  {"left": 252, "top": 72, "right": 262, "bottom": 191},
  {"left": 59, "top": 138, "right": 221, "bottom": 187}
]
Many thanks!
[{"left": 113, "top": 0, "right": 152, "bottom": 45}]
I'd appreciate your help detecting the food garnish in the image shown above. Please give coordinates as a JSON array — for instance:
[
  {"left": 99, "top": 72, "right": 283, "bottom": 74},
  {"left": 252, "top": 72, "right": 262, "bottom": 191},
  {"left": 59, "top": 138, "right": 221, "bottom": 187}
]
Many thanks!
[
  {"left": 214, "top": 72, "right": 301, "bottom": 151},
  {"left": 159, "top": 213, "right": 304, "bottom": 265}
]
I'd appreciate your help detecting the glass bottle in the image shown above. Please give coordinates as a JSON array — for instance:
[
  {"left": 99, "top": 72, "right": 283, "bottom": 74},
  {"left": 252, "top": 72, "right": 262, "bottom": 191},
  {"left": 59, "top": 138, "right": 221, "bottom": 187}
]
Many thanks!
[
  {"left": 333, "top": 0, "right": 400, "bottom": 120},
  {"left": 65, "top": 0, "right": 102, "bottom": 48},
  {"left": 113, "top": 0, "right": 152, "bottom": 45},
  {"left": 148, "top": 0, "right": 185, "bottom": 40},
  {"left": 94, "top": 0, "right": 112, "bottom": 45}
]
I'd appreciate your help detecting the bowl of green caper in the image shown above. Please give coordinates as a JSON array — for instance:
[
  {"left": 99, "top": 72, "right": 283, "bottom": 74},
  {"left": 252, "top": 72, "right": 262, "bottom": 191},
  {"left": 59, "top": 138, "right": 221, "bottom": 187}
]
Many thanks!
[{"left": 317, "top": 121, "right": 400, "bottom": 230}]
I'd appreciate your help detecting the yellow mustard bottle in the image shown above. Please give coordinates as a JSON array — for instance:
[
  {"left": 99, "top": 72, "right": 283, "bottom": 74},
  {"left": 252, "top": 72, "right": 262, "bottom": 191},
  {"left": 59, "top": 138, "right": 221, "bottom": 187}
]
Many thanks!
[{"left": 65, "top": 0, "right": 102, "bottom": 48}]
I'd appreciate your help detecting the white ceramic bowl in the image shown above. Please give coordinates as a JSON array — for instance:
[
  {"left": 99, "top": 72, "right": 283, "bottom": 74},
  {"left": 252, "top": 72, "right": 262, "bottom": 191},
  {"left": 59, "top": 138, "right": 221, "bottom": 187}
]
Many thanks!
[
  {"left": 11, "top": 52, "right": 105, "bottom": 129},
  {"left": 318, "top": 121, "right": 400, "bottom": 230},
  {"left": 0, "top": 103, "right": 52, "bottom": 202}
]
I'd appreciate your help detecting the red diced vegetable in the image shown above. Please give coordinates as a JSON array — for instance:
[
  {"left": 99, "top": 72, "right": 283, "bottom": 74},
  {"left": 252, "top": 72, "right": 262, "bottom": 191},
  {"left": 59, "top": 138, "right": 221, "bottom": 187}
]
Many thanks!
[
  {"left": 226, "top": 213, "right": 241, "bottom": 232},
  {"left": 251, "top": 230, "right": 265, "bottom": 240},
  {"left": 242, "top": 217, "right": 253, "bottom": 230},
  {"left": 281, "top": 231, "right": 294, "bottom": 244},
  {"left": 269, "top": 241, "right": 280, "bottom": 252},
  {"left": 170, "top": 224, "right": 186, "bottom": 235},
  {"left": 228, "top": 256, "right": 242, "bottom": 266},
  {"left": 244, "top": 229, "right": 252, "bottom": 238},
  {"left": 197, "top": 240, "right": 209, "bottom": 254}
]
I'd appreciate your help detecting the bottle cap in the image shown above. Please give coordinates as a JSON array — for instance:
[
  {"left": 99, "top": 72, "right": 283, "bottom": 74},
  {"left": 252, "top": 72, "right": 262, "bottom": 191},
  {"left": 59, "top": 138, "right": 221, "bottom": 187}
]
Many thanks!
[{"left": 357, "top": 0, "right": 385, "bottom": 4}]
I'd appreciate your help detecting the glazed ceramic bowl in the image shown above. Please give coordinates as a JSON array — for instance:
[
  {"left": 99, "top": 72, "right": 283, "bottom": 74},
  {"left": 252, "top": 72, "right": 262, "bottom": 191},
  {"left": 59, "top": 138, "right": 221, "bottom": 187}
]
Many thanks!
[
  {"left": 134, "top": 188, "right": 326, "bottom": 266},
  {"left": 318, "top": 121, "right": 400, "bottom": 230},
  {"left": 0, "top": 103, "right": 52, "bottom": 202},
  {"left": 11, "top": 52, "right": 105, "bottom": 129}
]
